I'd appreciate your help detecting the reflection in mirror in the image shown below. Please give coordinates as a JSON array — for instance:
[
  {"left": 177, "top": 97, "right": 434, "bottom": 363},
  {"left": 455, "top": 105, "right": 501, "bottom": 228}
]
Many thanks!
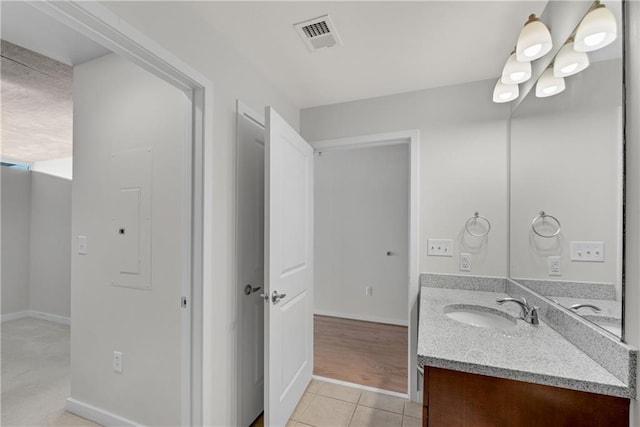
[{"left": 509, "top": 0, "right": 623, "bottom": 339}]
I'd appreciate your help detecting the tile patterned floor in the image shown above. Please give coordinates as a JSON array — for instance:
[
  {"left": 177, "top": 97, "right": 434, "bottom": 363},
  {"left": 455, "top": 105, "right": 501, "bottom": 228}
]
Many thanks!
[{"left": 286, "top": 379, "right": 422, "bottom": 427}]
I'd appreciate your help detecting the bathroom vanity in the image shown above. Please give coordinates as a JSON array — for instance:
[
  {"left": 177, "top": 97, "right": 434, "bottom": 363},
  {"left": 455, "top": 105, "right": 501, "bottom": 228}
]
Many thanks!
[
  {"left": 422, "top": 366, "right": 628, "bottom": 426},
  {"left": 417, "top": 279, "right": 635, "bottom": 427}
]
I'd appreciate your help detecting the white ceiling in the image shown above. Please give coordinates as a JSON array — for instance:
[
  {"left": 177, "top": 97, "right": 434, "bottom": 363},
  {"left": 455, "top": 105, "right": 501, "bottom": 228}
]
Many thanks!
[
  {"left": 1, "top": 1, "right": 110, "bottom": 67},
  {"left": 3, "top": 1, "right": 624, "bottom": 163},
  {"left": 186, "top": 1, "right": 548, "bottom": 108}
]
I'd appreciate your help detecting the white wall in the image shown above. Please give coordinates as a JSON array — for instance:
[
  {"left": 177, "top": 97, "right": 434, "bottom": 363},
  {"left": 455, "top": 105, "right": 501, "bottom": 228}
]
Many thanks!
[
  {"left": 1, "top": 167, "right": 31, "bottom": 316},
  {"left": 624, "top": 0, "right": 640, "bottom": 423},
  {"left": 315, "top": 144, "right": 409, "bottom": 325},
  {"left": 99, "top": 4, "right": 301, "bottom": 424},
  {"left": 31, "top": 156, "right": 73, "bottom": 180},
  {"left": 71, "top": 53, "right": 187, "bottom": 425},
  {"left": 302, "top": 81, "right": 509, "bottom": 278},
  {"left": 1, "top": 168, "right": 72, "bottom": 321},
  {"left": 29, "top": 171, "right": 71, "bottom": 318}
]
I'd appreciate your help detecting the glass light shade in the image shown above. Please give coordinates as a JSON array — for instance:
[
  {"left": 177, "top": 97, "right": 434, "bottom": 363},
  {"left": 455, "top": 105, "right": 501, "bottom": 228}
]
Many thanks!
[
  {"left": 493, "top": 80, "right": 519, "bottom": 103},
  {"left": 536, "top": 68, "right": 566, "bottom": 98},
  {"left": 574, "top": 4, "right": 617, "bottom": 52},
  {"left": 553, "top": 42, "right": 589, "bottom": 77},
  {"left": 501, "top": 53, "right": 532, "bottom": 84},
  {"left": 516, "top": 15, "right": 553, "bottom": 61}
]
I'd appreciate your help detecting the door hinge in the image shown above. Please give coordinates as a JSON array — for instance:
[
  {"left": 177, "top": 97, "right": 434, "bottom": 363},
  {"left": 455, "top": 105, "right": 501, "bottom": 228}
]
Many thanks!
[{"left": 181, "top": 296, "right": 187, "bottom": 308}]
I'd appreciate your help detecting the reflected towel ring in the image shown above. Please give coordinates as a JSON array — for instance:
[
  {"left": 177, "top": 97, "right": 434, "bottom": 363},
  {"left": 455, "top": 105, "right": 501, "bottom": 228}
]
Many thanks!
[
  {"left": 465, "top": 212, "right": 491, "bottom": 237},
  {"left": 531, "top": 211, "right": 561, "bottom": 238}
]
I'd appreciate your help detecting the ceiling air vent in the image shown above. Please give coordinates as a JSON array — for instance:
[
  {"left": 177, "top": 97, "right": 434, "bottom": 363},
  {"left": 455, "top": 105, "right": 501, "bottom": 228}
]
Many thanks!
[{"left": 294, "top": 14, "right": 342, "bottom": 52}]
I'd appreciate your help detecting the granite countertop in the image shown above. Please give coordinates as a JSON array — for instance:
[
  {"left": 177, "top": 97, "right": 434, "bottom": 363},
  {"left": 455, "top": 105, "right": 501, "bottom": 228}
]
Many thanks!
[{"left": 418, "top": 286, "right": 632, "bottom": 398}]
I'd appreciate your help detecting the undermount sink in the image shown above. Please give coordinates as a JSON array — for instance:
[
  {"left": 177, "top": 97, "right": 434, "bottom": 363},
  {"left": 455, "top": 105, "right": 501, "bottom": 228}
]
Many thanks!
[{"left": 444, "top": 304, "right": 517, "bottom": 330}]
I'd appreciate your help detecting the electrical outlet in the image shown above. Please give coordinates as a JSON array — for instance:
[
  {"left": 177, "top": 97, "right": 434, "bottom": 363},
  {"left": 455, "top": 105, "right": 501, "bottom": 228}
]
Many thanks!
[
  {"left": 427, "top": 239, "right": 453, "bottom": 257},
  {"left": 113, "top": 351, "right": 123, "bottom": 373},
  {"left": 460, "top": 253, "right": 472, "bottom": 271},
  {"left": 365, "top": 286, "right": 373, "bottom": 296},
  {"left": 548, "top": 256, "right": 561, "bottom": 276},
  {"left": 78, "top": 235, "right": 87, "bottom": 255}
]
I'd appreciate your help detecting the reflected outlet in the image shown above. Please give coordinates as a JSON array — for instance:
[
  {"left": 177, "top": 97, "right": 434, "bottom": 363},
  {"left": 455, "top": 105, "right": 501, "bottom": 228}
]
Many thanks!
[{"left": 548, "top": 256, "right": 562, "bottom": 276}]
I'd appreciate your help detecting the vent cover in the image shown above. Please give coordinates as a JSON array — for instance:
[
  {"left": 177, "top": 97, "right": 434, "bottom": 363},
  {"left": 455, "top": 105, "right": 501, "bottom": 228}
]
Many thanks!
[{"left": 294, "top": 14, "right": 342, "bottom": 52}]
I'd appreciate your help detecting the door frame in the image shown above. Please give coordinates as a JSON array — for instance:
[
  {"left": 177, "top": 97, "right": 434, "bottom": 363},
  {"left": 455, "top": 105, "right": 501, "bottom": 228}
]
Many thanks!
[
  {"left": 26, "top": 2, "right": 213, "bottom": 425},
  {"left": 310, "top": 130, "right": 421, "bottom": 400}
]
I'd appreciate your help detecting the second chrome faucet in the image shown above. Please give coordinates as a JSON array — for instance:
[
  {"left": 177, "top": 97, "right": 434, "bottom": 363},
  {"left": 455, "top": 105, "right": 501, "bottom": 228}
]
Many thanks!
[{"left": 496, "top": 297, "right": 539, "bottom": 325}]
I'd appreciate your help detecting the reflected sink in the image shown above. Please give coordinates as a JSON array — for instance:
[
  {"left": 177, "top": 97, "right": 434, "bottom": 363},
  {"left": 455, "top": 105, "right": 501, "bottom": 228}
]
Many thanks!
[
  {"left": 584, "top": 315, "right": 622, "bottom": 336},
  {"left": 444, "top": 304, "right": 517, "bottom": 330}
]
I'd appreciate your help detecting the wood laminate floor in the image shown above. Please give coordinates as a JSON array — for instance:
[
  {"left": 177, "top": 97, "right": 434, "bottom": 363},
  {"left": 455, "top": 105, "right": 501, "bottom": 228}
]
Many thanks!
[{"left": 313, "top": 315, "right": 408, "bottom": 394}]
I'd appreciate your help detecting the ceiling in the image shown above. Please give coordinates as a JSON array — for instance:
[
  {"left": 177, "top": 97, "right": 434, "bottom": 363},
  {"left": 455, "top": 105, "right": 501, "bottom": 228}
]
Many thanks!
[
  {"left": 185, "top": 1, "right": 548, "bottom": 108},
  {"left": 1, "top": 41, "right": 73, "bottom": 163},
  {"left": 3, "top": 1, "right": 624, "bottom": 162},
  {"left": 1, "top": 2, "right": 110, "bottom": 164}
]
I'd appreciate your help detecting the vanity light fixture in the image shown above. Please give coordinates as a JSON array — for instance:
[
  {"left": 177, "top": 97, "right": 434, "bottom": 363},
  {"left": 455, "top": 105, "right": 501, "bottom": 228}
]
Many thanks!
[
  {"left": 501, "top": 52, "right": 532, "bottom": 85},
  {"left": 493, "top": 80, "right": 519, "bottom": 103},
  {"left": 574, "top": 1, "right": 617, "bottom": 52},
  {"left": 553, "top": 41, "right": 590, "bottom": 77},
  {"left": 516, "top": 14, "right": 553, "bottom": 61},
  {"left": 536, "top": 67, "right": 566, "bottom": 98}
]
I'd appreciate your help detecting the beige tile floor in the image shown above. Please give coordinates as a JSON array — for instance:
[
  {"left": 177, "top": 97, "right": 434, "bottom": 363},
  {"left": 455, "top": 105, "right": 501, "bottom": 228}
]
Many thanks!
[{"left": 286, "top": 379, "right": 422, "bottom": 427}]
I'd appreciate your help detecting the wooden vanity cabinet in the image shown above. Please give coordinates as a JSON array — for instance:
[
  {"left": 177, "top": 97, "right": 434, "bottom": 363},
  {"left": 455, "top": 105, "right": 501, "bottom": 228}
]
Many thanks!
[{"left": 422, "top": 366, "right": 629, "bottom": 427}]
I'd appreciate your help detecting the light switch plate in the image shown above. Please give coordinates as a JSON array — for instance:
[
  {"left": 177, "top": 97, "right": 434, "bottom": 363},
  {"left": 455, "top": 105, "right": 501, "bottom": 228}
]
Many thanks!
[
  {"left": 571, "top": 241, "right": 605, "bottom": 262},
  {"left": 427, "top": 239, "right": 453, "bottom": 257}
]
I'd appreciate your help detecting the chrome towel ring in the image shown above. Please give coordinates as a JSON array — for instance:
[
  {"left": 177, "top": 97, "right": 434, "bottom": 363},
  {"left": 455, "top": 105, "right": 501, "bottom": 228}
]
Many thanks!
[
  {"left": 465, "top": 212, "right": 491, "bottom": 237},
  {"left": 531, "top": 211, "right": 561, "bottom": 238}
]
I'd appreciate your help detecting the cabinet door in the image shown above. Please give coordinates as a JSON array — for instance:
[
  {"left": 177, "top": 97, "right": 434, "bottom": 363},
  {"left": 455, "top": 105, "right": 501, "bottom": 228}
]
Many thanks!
[{"left": 424, "top": 366, "right": 629, "bottom": 427}]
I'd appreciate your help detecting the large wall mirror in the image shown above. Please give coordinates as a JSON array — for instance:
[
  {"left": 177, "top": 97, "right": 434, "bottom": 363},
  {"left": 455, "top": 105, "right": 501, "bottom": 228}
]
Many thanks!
[{"left": 509, "top": 0, "right": 624, "bottom": 339}]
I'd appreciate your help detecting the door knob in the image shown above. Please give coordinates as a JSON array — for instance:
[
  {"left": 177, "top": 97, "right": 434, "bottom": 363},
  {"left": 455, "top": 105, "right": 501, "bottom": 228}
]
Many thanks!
[
  {"left": 244, "top": 284, "right": 262, "bottom": 295},
  {"left": 271, "top": 290, "right": 287, "bottom": 304}
]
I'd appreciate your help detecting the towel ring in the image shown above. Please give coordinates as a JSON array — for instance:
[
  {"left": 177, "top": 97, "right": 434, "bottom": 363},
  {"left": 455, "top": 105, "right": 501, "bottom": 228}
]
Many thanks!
[
  {"left": 465, "top": 212, "right": 491, "bottom": 237},
  {"left": 531, "top": 211, "right": 561, "bottom": 238}
]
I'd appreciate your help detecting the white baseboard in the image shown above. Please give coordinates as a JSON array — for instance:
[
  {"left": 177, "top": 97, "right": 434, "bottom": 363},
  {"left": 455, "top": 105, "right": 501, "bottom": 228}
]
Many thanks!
[
  {"left": 66, "top": 398, "right": 142, "bottom": 427},
  {"left": 1, "top": 311, "right": 29, "bottom": 323},
  {"left": 28, "top": 310, "right": 71, "bottom": 325},
  {"left": 1, "top": 310, "right": 70, "bottom": 325},
  {"left": 312, "top": 375, "right": 409, "bottom": 399},
  {"left": 313, "top": 309, "right": 408, "bottom": 326}
]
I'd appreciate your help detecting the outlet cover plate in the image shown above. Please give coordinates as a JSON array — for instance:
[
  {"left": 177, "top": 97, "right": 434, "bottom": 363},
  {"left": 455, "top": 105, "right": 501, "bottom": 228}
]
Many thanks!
[
  {"left": 428, "top": 239, "right": 453, "bottom": 257},
  {"left": 113, "top": 351, "right": 123, "bottom": 373},
  {"left": 548, "top": 256, "right": 562, "bottom": 276},
  {"left": 460, "top": 253, "right": 472, "bottom": 271},
  {"left": 570, "top": 241, "right": 605, "bottom": 262}
]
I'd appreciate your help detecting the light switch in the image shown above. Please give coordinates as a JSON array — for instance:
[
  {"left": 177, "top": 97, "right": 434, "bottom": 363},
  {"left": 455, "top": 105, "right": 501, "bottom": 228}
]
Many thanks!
[
  {"left": 427, "top": 239, "right": 453, "bottom": 257},
  {"left": 78, "top": 235, "right": 87, "bottom": 255},
  {"left": 570, "top": 241, "right": 605, "bottom": 262}
]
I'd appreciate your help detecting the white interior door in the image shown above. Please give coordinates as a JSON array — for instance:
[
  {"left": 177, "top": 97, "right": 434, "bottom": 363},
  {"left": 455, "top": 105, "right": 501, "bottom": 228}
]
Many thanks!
[
  {"left": 264, "top": 106, "right": 314, "bottom": 426},
  {"left": 237, "top": 102, "right": 266, "bottom": 427}
]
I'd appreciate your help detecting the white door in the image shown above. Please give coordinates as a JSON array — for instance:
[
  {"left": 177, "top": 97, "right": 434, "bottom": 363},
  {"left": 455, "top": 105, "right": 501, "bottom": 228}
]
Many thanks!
[
  {"left": 264, "top": 106, "right": 314, "bottom": 426},
  {"left": 237, "top": 102, "right": 266, "bottom": 427}
]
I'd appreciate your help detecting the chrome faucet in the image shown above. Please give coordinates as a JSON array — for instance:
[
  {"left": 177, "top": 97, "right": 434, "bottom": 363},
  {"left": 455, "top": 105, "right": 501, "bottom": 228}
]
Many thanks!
[
  {"left": 496, "top": 297, "right": 539, "bottom": 325},
  {"left": 569, "top": 303, "right": 602, "bottom": 313}
]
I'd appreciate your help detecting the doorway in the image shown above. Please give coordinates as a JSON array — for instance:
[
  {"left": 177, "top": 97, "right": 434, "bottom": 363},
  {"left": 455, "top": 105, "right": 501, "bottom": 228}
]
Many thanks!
[
  {"left": 1, "top": 2, "right": 211, "bottom": 425},
  {"left": 311, "top": 133, "right": 419, "bottom": 399},
  {"left": 236, "top": 112, "right": 420, "bottom": 425}
]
